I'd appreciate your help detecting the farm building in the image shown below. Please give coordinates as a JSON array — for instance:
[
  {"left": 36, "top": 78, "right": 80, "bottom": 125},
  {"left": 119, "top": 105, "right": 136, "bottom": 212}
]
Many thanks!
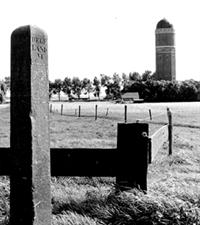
[{"left": 121, "top": 92, "right": 144, "bottom": 103}]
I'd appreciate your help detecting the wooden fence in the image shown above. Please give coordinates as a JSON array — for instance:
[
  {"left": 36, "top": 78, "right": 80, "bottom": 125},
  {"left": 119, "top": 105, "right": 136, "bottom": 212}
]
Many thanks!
[
  {"left": 0, "top": 25, "right": 152, "bottom": 225},
  {"left": 50, "top": 103, "right": 131, "bottom": 122},
  {"left": 49, "top": 103, "right": 157, "bottom": 124},
  {"left": 138, "top": 108, "right": 173, "bottom": 163},
  {"left": 50, "top": 102, "right": 173, "bottom": 165},
  {"left": 0, "top": 25, "right": 174, "bottom": 225}
]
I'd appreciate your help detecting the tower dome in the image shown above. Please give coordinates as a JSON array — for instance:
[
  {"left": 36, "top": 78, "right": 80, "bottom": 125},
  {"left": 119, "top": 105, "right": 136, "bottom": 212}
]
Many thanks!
[
  {"left": 156, "top": 19, "right": 173, "bottom": 29},
  {"left": 155, "top": 19, "right": 176, "bottom": 81}
]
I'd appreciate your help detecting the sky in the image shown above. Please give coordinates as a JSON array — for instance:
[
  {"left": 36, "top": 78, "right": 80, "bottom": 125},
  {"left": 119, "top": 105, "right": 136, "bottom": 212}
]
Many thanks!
[{"left": 0, "top": 0, "right": 200, "bottom": 81}]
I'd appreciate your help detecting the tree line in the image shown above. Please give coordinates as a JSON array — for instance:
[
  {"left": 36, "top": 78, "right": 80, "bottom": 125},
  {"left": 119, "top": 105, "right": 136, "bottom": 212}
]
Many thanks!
[
  {"left": 49, "top": 71, "right": 154, "bottom": 101},
  {"left": 0, "top": 72, "right": 200, "bottom": 103},
  {"left": 49, "top": 73, "right": 122, "bottom": 101},
  {"left": 49, "top": 71, "right": 200, "bottom": 102}
]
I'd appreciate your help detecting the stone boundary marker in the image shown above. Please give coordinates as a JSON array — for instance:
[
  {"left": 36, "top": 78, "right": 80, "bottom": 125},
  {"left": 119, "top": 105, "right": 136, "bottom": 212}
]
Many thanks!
[{"left": 10, "top": 25, "right": 51, "bottom": 225}]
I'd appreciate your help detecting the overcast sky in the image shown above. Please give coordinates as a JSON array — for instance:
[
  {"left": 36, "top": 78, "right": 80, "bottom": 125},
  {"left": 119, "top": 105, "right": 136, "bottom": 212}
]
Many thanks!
[{"left": 1, "top": 0, "right": 200, "bottom": 81}]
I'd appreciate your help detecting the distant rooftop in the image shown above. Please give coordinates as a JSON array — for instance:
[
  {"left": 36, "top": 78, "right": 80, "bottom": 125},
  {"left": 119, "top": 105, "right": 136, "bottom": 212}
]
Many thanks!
[
  {"left": 156, "top": 19, "right": 173, "bottom": 29},
  {"left": 122, "top": 92, "right": 140, "bottom": 99}
]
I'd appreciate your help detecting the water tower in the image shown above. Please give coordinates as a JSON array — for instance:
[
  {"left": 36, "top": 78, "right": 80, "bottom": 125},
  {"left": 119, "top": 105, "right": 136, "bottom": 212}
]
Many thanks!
[{"left": 155, "top": 19, "right": 176, "bottom": 81}]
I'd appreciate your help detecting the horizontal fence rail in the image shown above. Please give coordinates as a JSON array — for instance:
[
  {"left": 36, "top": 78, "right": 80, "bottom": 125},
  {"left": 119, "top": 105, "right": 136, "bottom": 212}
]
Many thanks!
[
  {"left": 0, "top": 148, "right": 10, "bottom": 175},
  {"left": 137, "top": 107, "right": 173, "bottom": 163},
  {"left": 0, "top": 148, "right": 117, "bottom": 177},
  {"left": 51, "top": 148, "right": 117, "bottom": 176},
  {"left": 149, "top": 125, "right": 168, "bottom": 163}
]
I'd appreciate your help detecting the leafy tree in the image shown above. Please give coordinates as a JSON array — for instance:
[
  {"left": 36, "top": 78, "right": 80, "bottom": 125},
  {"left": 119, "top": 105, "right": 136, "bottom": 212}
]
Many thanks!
[
  {"left": 127, "top": 80, "right": 147, "bottom": 100},
  {"left": 100, "top": 73, "right": 121, "bottom": 100},
  {"left": 49, "top": 81, "right": 54, "bottom": 99},
  {"left": 54, "top": 79, "right": 63, "bottom": 101},
  {"left": 0, "top": 93, "right": 3, "bottom": 103},
  {"left": 0, "top": 81, "right": 7, "bottom": 103},
  {"left": 121, "top": 73, "right": 129, "bottom": 91},
  {"left": 141, "top": 70, "right": 152, "bottom": 81},
  {"left": 0, "top": 82, "right": 7, "bottom": 95},
  {"left": 179, "top": 81, "right": 198, "bottom": 101},
  {"left": 100, "top": 74, "right": 111, "bottom": 86},
  {"left": 184, "top": 79, "right": 200, "bottom": 91},
  {"left": 129, "top": 72, "right": 141, "bottom": 81},
  {"left": 82, "top": 78, "right": 92, "bottom": 98},
  {"left": 100, "top": 74, "right": 112, "bottom": 99},
  {"left": 93, "top": 76, "right": 101, "bottom": 99},
  {"left": 4, "top": 76, "right": 10, "bottom": 89},
  {"left": 151, "top": 72, "right": 159, "bottom": 80},
  {"left": 111, "top": 73, "right": 122, "bottom": 99},
  {"left": 62, "top": 77, "right": 72, "bottom": 98},
  {"left": 71, "top": 77, "right": 82, "bottom": 99},
  {"left": 162, "top": 81, "right": 180, "bottom": 102}
]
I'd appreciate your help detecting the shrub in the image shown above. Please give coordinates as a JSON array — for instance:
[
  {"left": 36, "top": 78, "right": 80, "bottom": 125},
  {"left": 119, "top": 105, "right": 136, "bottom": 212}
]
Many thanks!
[{"left": 124, "top": 80, "right": 200, "bottom": 102}]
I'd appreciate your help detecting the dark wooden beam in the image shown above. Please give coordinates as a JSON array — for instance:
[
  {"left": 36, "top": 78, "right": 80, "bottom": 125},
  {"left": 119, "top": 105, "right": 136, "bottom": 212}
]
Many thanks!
[
  {"left": 0, "top": 148, "right": 10, "bottom": 175},
  {"left": 50, "top": 148, "right": 117, "bottom": 176},
  {"left": 0, "top": 148, "right": 118, "bottom": 177}
]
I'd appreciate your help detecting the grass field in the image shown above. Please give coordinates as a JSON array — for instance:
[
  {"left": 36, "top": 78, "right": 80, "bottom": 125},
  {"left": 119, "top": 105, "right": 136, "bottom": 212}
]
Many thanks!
[{"left": 0, "top": 101, "right": 200, "bottom": 224}]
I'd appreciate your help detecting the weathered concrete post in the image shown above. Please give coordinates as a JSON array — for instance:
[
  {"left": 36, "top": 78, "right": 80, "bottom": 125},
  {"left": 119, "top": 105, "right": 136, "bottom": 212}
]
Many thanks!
[{"left": 10, "top": 26, "right": 51, "bottom": 225}]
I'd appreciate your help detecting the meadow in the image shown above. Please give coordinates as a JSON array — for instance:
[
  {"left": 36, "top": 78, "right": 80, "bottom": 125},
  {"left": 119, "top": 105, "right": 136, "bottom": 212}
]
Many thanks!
[{"left": 0, "top": 101, "right": 200, "bottom": 224}]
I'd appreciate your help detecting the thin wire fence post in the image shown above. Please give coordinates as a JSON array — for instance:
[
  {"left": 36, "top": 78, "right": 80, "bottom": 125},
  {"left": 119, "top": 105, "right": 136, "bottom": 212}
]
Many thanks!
[
  {"left": 167, "top": 107, "right": 173, "bottom": 155},
  {"left": 61, "top": 104, "right": 63, "bottom": 115},
  {"left": 50, "top": 104, "right": 52, "bottom": 113},
  {"left": 78, "top": 105, "right": 81, "bottom": 117},
  {"left": 106, "top": 108, "right": 109, "bottom": 116},
  {"left": 124, "top": 105, "right": 127, "bottom": 123},
  {"left": 149, "top": 109, "right": 152, "bottom": 120},
  {"left": 95, "top": 105, "right": 98, "bottom": 120}
]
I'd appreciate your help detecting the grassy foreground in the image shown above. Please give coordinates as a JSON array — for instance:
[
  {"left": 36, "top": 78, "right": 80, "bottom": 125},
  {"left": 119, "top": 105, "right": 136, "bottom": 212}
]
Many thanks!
[{"left": 0, "top": 102, "right": 200, "bottom": 224}]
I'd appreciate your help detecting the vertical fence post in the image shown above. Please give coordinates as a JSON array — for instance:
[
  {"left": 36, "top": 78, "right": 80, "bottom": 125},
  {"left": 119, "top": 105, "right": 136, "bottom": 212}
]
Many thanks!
[
  {"left": 106, "top": 107, "right": 109, "bottom": 116},
  {"left": 167, "top": 107, "right": 173, "bottom": 155},
  {"left": 95, "top": 104, "right": 98, "bottom": 120},
  {"left": 50, "top": 104, "right": 52, "bottom": 113},
  {"left": 116, "top": 123, "right": 149, "bottom": 192},
  {"left": 61, "top": 104, "right": 63, "bottom": 115},
  {"left": 78, "top": 105, "right": 81, "bottom": 117},
  {"left": 149, "top": 109, "right": 152, "bottom": 120},
  {"left": 10, "top": 26, "right": 51, "bottom": 225},
  {"left": 124, "top": 105, "right": 127, "bottom": 123}
]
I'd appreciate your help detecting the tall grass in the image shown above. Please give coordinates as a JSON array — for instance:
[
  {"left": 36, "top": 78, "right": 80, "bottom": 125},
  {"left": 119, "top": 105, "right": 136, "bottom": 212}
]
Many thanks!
[
  {"left": 0, "top": 103, "right": 200, "bottom": 224},
  {"left": 1, "top": 175, "right": 200, "bottom": 224},
  {"left": 0, "top": 177, "right": 9, "bottom": 225},
  {"left": 52, "top": 178, "right": 200, "bottom": 225}
]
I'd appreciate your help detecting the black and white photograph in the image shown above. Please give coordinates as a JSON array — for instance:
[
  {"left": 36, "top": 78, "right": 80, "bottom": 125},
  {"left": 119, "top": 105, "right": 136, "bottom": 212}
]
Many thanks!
[{"left": 0, "top": 0, "right": 200, "bottom": 224}]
